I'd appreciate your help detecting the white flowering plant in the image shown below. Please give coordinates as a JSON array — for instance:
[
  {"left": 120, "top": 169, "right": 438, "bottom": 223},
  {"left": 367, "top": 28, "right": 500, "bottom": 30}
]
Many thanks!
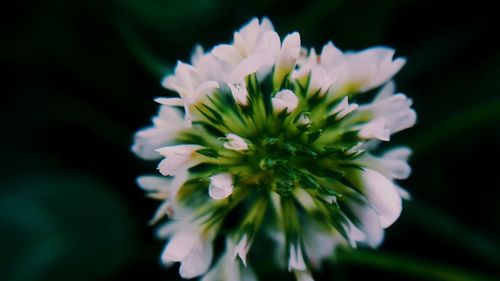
[{"left": 132, "top": 17, "right": 416, "bottom": 280}]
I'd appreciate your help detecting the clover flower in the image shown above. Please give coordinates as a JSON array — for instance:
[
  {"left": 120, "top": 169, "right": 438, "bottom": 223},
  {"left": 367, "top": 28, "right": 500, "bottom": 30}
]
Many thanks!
[{"left": 133, "top": 17, "right": 416, "bottom": 280}]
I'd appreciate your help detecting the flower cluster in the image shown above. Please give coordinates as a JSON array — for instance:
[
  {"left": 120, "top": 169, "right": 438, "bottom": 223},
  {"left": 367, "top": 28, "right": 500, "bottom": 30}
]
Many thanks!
[{"left": 132, "top": 17, "right": 416, "bottom": 280}]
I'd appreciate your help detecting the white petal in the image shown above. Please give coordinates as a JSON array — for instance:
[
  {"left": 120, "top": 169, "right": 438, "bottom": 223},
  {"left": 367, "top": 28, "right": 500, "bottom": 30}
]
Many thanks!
[
  {"left": 156, "top": 145, "right": 203, "bottom": 176},
  {"left": 157, "top": 157, "right": 184, "bottom": 176},
  {"left": 274, "top": 32, "right": 301, "bottom": 86},
  {"left": 383, "top": 147, "right": 412, "bottom": 160},
  {"left": 156, "top": 144, "right": 203, "bottom": 157},
  {"left": 330, "top": 97, "right": 348, "bottom": 115},
  {"left": 228, "top": 55, "right": 264, "bottom": 83},
  {"left": 224, "top": 133, "right": 249, "bottom": 151},
  {"left": 330, "top": 97, "right": 359, "bottom": 120},
  {"left": 209, "top": 173, "right": 234, "bottom": 200},
  {"left": 363, "top": 58, "right": 406, "bottom": 92},
  {"left": 374, "top": 81, "right": 396, "bottom": 101},
  {"left": 358, "top": 85, "right": 416, "bottom": 134},
  {"left": 155, "top": 97, "right": 184, "bottom": 106},
  {"left": 297, "top": 114, "right": 312, "bottom": 127},
  {"left": 348, "top": 201, "right": 384, "bottom": 248},
  {"left": 136, "top": 176, "right": 170, "bottom": 192},
  {"left": 237, "top": 18, "right": 260, "bottom": 53},
  {"left": 227, "top": 83, "right": 249, "bottom": 106},
  {"left": 150, "top": 201, "right": 171, "bottom": 224},
  {"left": 192, "top": 80, "right": 220, "bottom": 102},
  {"left": 132, "top": 128, "right": 170, "bottom": 160},
  {"left": 359, "top": 169, "right": 402, "bottom": 228},
  {"left": 212, "top": 44, "right": 243, "bottom": 65},
  {"left": 162, "top": 231, "right": 199, "bottom": 262},
  {"left": 288, "top": 244, "right": 306, "bottom": 271},
  {"left": 155, "top": 105, "right": 184, "bottom": 126},
  {"left": 320, "top": 42, "right": 344, "bottom": 66},
  {"left": 132, "top": 105, "right": 184, "bottom": 160},
  {"left": 308, "top": 65, "right": 335, "bottom": 95},
  {"left": 256, "top": 31, "right": 281, "bottom": 58},
  {"left": 303, "top": 225, "right": 339, "bottom": 268},
  {"left": 347, "top": 222, "right": 365, "bottom": 248},
  {"left": 381, "top": 158, "right": 411, "bottom": 180},
  {"left": 234, "top": 234, "right": 251, "bottom": 266},
  {"left": 358, "top": 118, "right": 390, "bottom": 141},
  {"left": 357, "top": 48, "right": 406, "bottom": 92},
  {"left": 272, "top": 89, "right": 298, "bottom": 113},
  {"left": 396, "top": 185, "right": 411, "bottom": 200},
  {"left": 260, "top": 17, "right": 274, "bottom": 32},
  {"left": 355, "top": 148, "right": 412, "bottom": 180},
  {"left": 179, "top": 240, "right": 213, "bottom": 279}
]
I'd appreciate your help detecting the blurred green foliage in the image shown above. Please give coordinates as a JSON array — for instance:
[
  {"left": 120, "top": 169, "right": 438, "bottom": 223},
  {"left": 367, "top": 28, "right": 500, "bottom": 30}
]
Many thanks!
[{"left": 1, "top": 0, "right": 499, "bottom": 280}]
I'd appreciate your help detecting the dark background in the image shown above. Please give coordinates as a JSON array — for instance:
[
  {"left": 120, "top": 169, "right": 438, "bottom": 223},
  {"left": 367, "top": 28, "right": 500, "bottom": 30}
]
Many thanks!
[{"left": 1, "top": 0, "right": 499, "bottom": 280}]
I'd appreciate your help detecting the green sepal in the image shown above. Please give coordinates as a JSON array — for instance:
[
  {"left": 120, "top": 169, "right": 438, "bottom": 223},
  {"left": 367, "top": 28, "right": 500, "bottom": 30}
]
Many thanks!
[
  {"left": 307, "top": 129, "right": 323, "bottom": 143},
  {"left": 196, "top": 148, "right": 219, "bottom": 158},
  {"left": 259, "top": 158, "right": 287, "bottom": 169},
  {"left": 295, "top": 145, "right": 318, "bottom": 158},
  {"left": 196, "top": 105, "right": 223, "bottom": 126},
  {"left": 320, "top": 198, "right": 351, "bottom": 242},
  {"left": 300, "top": 174, "right": 321, "bottom": 190}
]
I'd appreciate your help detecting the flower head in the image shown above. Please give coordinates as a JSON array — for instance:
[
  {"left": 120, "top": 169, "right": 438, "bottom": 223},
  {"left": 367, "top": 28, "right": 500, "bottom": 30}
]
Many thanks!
[{"left": 133, "top": 17, "right": 415, "bottom": 280}]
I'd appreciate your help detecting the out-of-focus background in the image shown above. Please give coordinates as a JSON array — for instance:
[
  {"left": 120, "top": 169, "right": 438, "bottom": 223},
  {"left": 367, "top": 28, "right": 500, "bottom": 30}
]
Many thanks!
[{"left": 1, "top": 0, "right": 499, "bottom": 280}]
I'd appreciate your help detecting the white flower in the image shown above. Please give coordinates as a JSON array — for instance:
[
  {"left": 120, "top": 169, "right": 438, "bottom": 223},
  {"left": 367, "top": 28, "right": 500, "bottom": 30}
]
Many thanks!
[
  {"left": 329, "top": 96, "right": 359, "bottom": 120},
  {"left": 288, "top": 244, "right": 306, "bottom": 271},
  {"left": 202, "top": 239, "right": 257, "bottom": 281},
  {"left": 137, "top": 170, "right": 189, "bottom": 222},
  {"left": 272, "top": 89, "right": 299, "bottom": 113},
  {"left": 209, "top": 173, "right": 234, "bottom": 200},
  {"left": 274, "top": 32, "right": 301, "bottom": 87},
  {"left": 234, "top": 234, "right": 251, "bottom": 266},
  {"left": 134, "top": 17, "right": 416, "bottom": 281},
  {"left": 156, "top": 144, "right": 204, "bottom": 176},
  {"left": 354, "top": 169, "right": 403, "bottom": 228},
  {"left": 157, "top": 62, "right": 219, "bottom": 127},
  {"left": 320, "top": 42, "right": 406, "bottom": 97},
  {"left": 224, "top": 133, "right": 249, "bottom": 151},
  {"left": 132, "top": 105, "right": 184, "bottom": 160},
  {"left": 358, "top": 82, "right": 417, "bottom": 134}
]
